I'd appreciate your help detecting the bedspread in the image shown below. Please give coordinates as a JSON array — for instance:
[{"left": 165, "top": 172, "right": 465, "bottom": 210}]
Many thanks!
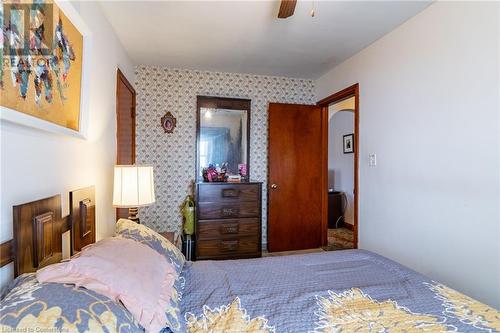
[
  {"left": 1, "top": 250, "right": 499, "bottom": 332},
  {"left": 179, "top": 250, "right": 499, "bottom": 333},
  {"left": 0, "top": 273, "right": 142, "bottom": 332}
]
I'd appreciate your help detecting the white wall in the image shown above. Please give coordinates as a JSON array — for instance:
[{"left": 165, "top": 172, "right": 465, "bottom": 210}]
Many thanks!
[
  {"left": 316, "top": 2, "right": 500, "bottom": 308},
  {"left": 0, "top": 2, "right": 134, "bottom": 289},
  {"left": 328, "top": 110, "right": 355, "bottom": 225}
]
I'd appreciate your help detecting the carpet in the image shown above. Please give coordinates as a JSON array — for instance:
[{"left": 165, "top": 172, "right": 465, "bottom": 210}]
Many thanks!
[{"left": 326, "top": 227, "right": 354, "bottom": 251}]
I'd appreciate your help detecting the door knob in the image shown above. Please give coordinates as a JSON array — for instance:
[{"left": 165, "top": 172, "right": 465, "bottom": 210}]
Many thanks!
[{"left": 271, "top": 184, "right": 278, "bottom": 189}]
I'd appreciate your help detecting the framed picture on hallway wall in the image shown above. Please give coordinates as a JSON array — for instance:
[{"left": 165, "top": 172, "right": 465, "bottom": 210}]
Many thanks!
[
  {"left": 0, "top": 0, "right": 91, "bottom": 139},
  {"left": 343, "top": 134, "right": 354, "bottom": 154}
]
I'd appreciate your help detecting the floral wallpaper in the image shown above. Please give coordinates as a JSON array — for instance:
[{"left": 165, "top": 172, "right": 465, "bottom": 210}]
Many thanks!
[{"left": 135, "top": 66, "right": 315, "bottom": 243}]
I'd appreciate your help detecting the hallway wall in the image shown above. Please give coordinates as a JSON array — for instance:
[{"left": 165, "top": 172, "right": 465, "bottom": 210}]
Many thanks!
[{"left": 328, "top": 110, "right": 355, "bottom": 225}]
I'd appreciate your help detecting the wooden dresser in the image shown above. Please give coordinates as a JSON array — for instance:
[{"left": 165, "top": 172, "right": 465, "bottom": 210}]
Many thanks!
[{"left": 195, "top": 182, "right": 262, "bottom": 260}]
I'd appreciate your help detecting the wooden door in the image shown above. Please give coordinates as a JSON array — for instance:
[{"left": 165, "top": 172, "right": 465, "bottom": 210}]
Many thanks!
[
  {"left": 268, "top": 103, "right": 325, "bottom": 252},
  {"left": 116, "top": 69, "right": 136, "bottom": 219}
]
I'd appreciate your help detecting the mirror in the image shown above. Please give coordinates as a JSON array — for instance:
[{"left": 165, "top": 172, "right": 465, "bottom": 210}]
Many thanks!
[{"left": 196, "top": 96, "right": 250, "bottom": 182}]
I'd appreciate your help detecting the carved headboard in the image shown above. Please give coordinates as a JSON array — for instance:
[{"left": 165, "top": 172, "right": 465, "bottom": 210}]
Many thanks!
[
  {"left": 70, "top": 186, "right": 96, "bottom": 253},
  {"left": 1, "top": 186, "right": 96, "bottom": 277}
]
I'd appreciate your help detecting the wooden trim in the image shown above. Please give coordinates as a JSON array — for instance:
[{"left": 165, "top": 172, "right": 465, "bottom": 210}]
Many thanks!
[
  {"left": 278, "top": 0, "right": 297, "bottom": 19},
  {"left": 353, "top": 85, "right": 359, "bottom": 249},
  {"left": 116, "top": 68, "right": 136, "bottom": 96},
  {"left": 320, "top": 105, "right": 329, "bottom": 247},
  {"left": 116, "top": 68, "right": 136, "bottom": 165},
  {"left": 0, "top": 240, "right": 13, "bottom": 267},
  {"left": 197, "top": 95, "right": 251, "bottom": 110},
  {"left": 116, "top": 68, "right": 137, "bottom": 220},
  {"left": 317, "top": 83, "right": 360, "bottom": 249},
  {"left": 317, "top": 84, "right": 358, "bottom": 106},
  {"left": 61, "top": 215, "right": 71, "bottom": 234}
]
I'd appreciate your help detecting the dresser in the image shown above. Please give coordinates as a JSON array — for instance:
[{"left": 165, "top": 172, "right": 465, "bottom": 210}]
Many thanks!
[{"left": 195, "top": 182, "right": 262, "bottom": 260}]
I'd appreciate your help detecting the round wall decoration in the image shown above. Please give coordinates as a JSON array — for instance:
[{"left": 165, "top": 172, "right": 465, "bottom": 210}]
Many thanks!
[{"left": 161, "top": 112, "right": 177, "bottom": 133}]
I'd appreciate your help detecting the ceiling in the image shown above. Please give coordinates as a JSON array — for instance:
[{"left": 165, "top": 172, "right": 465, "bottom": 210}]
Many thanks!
[{"left": 99, "top": 1, "right": 431, "bottom": 79}]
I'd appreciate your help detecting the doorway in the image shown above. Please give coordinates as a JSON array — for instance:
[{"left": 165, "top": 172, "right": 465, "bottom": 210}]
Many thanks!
[
  {"left": 266, "top": 85, "right": 358, "bottom": 253},
  {"left": 318, "top": 84, "right": 359, "bottom": 249}
]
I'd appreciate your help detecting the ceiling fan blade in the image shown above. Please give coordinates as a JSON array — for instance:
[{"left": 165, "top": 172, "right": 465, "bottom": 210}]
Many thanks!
[{"left": 278, "top": 0, "right": 297, "bottom": 19}]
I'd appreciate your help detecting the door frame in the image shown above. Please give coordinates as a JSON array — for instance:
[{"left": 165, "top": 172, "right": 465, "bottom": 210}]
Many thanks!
[
  {"left": 115, "top": 68, "right": 136, "bottom": 164},
  {"left": 317, "top": 83, "right": 359, "bottom": 249}
]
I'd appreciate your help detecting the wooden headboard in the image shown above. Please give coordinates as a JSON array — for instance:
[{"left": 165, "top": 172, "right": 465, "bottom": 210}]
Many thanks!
[
  {"left": 70, "top": 186, "right": 96, "bottom": 253},
  {"left": 0, "top": 186, "right": 96, "bottom": 277}
]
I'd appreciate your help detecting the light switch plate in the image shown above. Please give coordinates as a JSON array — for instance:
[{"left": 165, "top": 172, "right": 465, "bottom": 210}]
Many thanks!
[{"left": 369, "top": 153, "right": 377, "bottom": 167}]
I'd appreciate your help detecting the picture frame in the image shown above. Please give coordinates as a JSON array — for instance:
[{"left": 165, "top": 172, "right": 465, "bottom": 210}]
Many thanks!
[
  {"left": 161, "top": 111, "right": 177, "bottom": 133},
  {"left": 0, "top": 0, "right": 92, "bottom": 140},
  {"left": 343, "top": 134, "right": 354, "bottom": 154}
]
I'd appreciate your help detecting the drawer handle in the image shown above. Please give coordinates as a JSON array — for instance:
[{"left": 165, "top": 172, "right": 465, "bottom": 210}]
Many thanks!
[
  {"left": 221, "top": 207, "right": 239, "bottom": 217},
  {"left": 221, "top": 223, "right": 239, "bottom": 234},
  {"left": 220, "top": 240, "right": 239, "bottom": 252},
  {"left": 222, "top": 189, "right": 240, "bottom": 198}
]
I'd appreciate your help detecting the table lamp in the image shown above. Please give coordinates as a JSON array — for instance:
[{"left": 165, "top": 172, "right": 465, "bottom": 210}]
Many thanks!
[{"left": 113, "top": 165, "right": 155, "bottom": 223}]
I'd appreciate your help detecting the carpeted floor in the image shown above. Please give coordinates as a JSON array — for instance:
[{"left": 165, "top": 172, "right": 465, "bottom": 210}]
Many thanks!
[
  {"left": 262, "top": 227, "right": 354, "bottom": 257},
  {"left": 326, "top": 227, "right": 354, "bottom": 251}
]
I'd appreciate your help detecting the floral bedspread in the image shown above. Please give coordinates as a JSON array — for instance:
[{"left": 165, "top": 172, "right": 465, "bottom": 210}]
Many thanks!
[
  {"left": 1, "top": 250, "right": 499, "bottom": 332},
  {"left": 0, "top": 273, "right": 142, "bottom": 332},
  {"left": 179, "top": 250, "right": 500, "bottom": 333}
]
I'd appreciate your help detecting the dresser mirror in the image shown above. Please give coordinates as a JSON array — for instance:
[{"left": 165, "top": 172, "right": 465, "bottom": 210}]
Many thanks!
[{"left": 196, "top": 96, "right": 251, "bottom": 182}]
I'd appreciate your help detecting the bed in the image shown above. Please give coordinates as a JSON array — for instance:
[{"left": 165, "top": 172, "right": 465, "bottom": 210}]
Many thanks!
[{"left": 1, "top": 192, "right": 499, "bottom": 333}]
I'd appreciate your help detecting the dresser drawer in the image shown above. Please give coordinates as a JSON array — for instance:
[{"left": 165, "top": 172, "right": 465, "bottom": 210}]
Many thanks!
[
  {"left": 196, "top": 236, "right": 260, "bottom": 259},
  {"left": 197, "top": 218, "right": 259, "bottom": 240},
  {"left": 195, "top": 182, "right": 262, "bottom": 260},
  {"left": 198, "top": 184, "right": 260, "bottom": 203},
  {"left": 198, "top": 202, "right": 260, "bottom": 219}
]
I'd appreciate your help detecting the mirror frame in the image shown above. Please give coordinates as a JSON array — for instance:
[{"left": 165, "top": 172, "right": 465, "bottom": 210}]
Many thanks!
[{"left": 196, "top": 96, "right": 251, "bottom": 182}]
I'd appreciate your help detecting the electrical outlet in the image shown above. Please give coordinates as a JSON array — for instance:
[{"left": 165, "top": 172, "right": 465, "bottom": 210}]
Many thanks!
[{"left": 369, "top": 153, "right": 377, "bottom": 167}]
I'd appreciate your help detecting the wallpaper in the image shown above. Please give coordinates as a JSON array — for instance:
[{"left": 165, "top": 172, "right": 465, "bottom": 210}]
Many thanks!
[{"left": 135, "top": 66, "right": 315, "bottom": 243}]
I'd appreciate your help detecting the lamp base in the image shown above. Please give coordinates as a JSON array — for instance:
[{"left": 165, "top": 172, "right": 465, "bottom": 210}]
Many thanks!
[{"left": 128, "top": 207, "right": 140, "bottom": 224}]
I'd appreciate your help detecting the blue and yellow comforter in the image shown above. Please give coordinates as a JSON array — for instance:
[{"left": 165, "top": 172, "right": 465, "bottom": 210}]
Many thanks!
[{"left": 2, "top": 250, "right": 499, "bottom": 332}]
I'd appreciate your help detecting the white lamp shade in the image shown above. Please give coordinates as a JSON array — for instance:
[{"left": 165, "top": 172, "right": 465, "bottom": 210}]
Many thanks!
[{"left": 113, "top": 165, "right": 155, "bottom": 208}]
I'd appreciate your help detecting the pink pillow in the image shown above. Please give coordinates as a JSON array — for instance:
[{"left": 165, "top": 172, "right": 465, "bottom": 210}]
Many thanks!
[{"left": 37, "top": 237, "right": 177, "bottom": 333}]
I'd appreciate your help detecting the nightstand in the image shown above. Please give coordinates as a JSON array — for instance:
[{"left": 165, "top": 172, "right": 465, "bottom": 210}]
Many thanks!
[{"left": 159, "top": 231, "right": 175, "bottom": 243}]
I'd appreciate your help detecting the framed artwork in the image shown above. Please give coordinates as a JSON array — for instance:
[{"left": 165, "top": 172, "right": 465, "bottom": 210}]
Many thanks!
[
  {"left": 0, "top": 0, "right": 91, "bottom": 139},
  {"left": 343, "top": 134, "right": 354, "bottom": 154},
  {"left": 161, "top": 111, "right": 177, "bottom": 133}
]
